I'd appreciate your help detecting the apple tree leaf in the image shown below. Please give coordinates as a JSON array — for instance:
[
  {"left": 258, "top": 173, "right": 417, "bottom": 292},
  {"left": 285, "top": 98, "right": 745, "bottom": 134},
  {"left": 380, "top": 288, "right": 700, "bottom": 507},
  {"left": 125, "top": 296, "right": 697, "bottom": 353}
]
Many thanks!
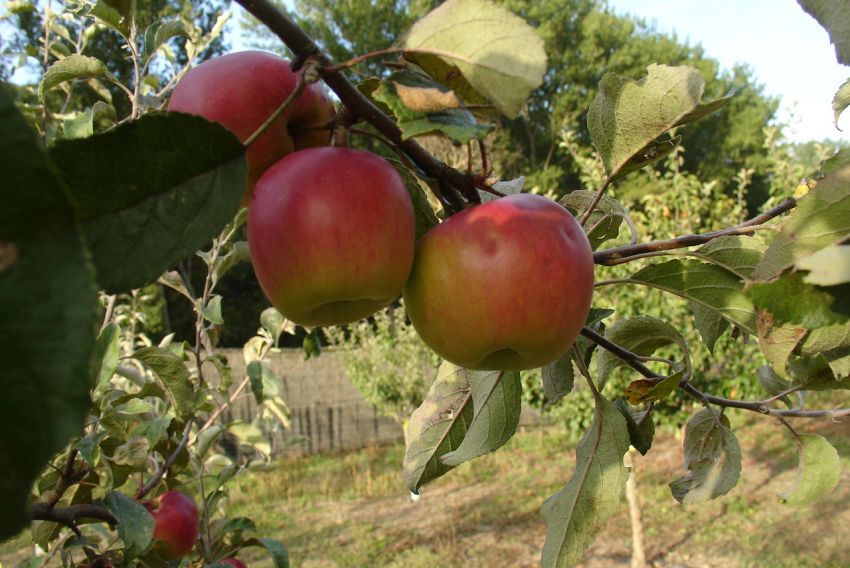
[
  {"left": 749, "top": 273, "right": 850, "bottom": 330},
  {"left": 0, "top": 87, "right": 98, "bottom": 540},
  {"left": 559, "top": 190, "right": 626, "bottom": 251},
  {"left": 693, "top": 235, "right": 767, "bottom": 279},
  {"left": 244, "top": 537, "right": 290, "bottom": 568},
  {"left": 403, "top": 361, "right": 521, "bottom": 492},
  {"left": 670, "top": 408, "right": 742, "bottom": 504},
  {"left": 541, "top": 350, "right": 574, "bottom": 405},
  {"left": 387, "top": 158, "right": 440, "bottom": 240},
  {"left": 688, "top": 301, "right": 729, "bottom": 354},
  {"left": 133, "top": 346, "right": 195, "bottom": 419},
  {"left": 50, "top": 112, "right": 246, "bottom": 293},
  {"left": 373, "top": 70, "right": 493, "bottom": 144},
  {"left": 587, "top": 65, "right": 729, "bottom": 180},
  {"left": 796, "top": 244, "right": 850, "bottom": 286},
  {"left": 798, "top": 0, "right": 850, "bottom": 65},
  {"left": 399, "top": 0, "right": 546, "bottom": 118},
  {"left": 626, "top": 259, "right": 756, "bottom": 334},
  {"left": 779, "top": 433, "right": 841, "bottom": 507},
  {"left": 613, "top": 398, "right": 655, "bottom": 455},
  {"left": 541, "top": 395, "right": 629, "bottom": 567},
  {"left": 39, "top": 54, "right": 113, "bottom": 99},
  {"left": 832, "top": 78, "right": 850, "bottom": 129},
  {"left": 597, "top": 315, "right": 690, "bottom": 386},
  {"left": 753, "top": 164, "right": 850, "bottom": 281},
  {"left": 106, "top": 491, "right": 155, "bottom": 560}
]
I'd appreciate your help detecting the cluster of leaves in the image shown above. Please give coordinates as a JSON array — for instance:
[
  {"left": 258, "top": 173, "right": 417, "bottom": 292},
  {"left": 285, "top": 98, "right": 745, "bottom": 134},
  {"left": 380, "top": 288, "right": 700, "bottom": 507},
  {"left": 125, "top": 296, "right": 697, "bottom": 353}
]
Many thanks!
[{"left": 1, "top": 2, "right": 292, "bottom": 565}]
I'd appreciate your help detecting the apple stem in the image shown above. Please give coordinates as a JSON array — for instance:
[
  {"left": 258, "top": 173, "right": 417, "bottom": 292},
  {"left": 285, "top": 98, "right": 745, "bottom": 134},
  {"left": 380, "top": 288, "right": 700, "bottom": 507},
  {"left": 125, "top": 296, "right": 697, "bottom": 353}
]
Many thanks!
[{"left": 242, "top": 58, "right": 321, "bottom": 149}]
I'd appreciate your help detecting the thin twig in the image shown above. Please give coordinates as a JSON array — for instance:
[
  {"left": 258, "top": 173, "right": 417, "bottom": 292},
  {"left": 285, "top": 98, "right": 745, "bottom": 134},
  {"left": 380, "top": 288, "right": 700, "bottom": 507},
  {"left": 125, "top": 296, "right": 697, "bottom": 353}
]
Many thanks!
[
  {"left": 135, "top": 420, "right": 194, "bottom": 499},
  {"left": 192, "top": 375, "right": 252, "bottom": 444},
  {"left": 594, "top": 198, "right": 796, "bottom": 265},
  {"left": 579, "top": 179, "right": 612, "bottom": 226},
  {"left": 323, "top": 47, "right": 404, "bottom": 73}
]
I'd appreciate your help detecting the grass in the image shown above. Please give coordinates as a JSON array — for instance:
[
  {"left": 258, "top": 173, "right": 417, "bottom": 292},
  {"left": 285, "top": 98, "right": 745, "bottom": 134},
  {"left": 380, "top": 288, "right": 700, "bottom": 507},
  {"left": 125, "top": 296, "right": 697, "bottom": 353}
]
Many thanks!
[{"left": 3, "top": 413, "right": 849, "bottom": 567}]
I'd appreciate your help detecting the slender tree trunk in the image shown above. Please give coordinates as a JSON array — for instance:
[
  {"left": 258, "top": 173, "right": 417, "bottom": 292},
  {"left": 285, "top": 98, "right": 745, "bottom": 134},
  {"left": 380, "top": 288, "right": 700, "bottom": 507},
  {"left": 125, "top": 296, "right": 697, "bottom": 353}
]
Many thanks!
[{"left": 624, "top": 449, "right": 647, "bottom": 568}]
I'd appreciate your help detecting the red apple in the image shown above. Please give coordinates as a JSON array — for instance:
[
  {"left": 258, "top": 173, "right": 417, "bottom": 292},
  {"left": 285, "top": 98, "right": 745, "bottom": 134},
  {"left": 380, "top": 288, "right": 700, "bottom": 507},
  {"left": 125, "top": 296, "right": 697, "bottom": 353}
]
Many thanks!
[
  {"left": 221, "top": 559, "right": 247, "bottom": 568},
  {"left": 248, "top": 147, "right": 415, "bottom": 326},
  {"left": 403, "top": 193, "right": 594, "bottom": 370},
  {"left": 149, "top": 491, "right": 199, "bottom": 560},
  {"left": 168, "top": 50, "right": 335, "bottom": 203}
]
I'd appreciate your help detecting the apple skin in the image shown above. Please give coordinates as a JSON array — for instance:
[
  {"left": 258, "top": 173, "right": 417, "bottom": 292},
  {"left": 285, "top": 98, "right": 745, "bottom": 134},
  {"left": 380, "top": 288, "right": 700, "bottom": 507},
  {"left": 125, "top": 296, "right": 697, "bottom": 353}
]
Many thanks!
[
  {"left": 248, "top": 147, "right": 415, "bottom": 327},
  {"left": 221, "top": 559, "right": 247, "bottom": 568},
  {"left": 403, "top": 193, "right": 594, "bottom": 370},
  {"left": 168, "top": 50, "right": 335, "bottom": 203},
  {"left": 149, "top": 491, "right": 200, "bottom": 560}
]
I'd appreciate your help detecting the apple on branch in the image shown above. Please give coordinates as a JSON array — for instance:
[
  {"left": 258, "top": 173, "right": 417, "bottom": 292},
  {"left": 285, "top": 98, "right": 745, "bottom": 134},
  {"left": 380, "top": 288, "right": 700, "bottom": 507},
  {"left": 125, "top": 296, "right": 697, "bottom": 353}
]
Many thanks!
[
  {"left": 168, "top": 50, "right": 335, "bottom": 204},
  {"left": 404, "top": 193, "right": 594, "bottom": 370},
  {"left": 147, "top": 491, "right": 200, "bottom": 560},
  {"left": 248, "top": 147, "right": 415, "bottom": 327}
]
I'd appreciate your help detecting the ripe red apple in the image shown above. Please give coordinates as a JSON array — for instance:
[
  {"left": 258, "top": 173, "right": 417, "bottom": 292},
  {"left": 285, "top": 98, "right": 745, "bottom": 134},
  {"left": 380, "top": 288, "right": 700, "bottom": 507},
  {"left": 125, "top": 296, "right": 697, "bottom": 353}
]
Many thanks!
[
  {"left": 248, "top": 147, "right": 415, "bottom": 326},
  {"left": 149, "top": 491, "right": 199, "bottom": 560},
  {"left": 221, "top": 558, "right": 247, "bottom": 568},
  {"left": 168, "top": 50, "right": 335, "bottom": 203},
  {"left": 403, "top": 193, "right": 594, "bottom": 370}
]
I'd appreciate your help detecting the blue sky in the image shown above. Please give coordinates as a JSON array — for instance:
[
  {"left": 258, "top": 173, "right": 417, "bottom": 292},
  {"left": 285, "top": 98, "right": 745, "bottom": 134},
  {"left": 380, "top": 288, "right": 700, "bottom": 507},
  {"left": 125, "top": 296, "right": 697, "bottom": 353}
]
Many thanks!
[{"left": 607, "top": 0, "right": 849, "bottom": 143}]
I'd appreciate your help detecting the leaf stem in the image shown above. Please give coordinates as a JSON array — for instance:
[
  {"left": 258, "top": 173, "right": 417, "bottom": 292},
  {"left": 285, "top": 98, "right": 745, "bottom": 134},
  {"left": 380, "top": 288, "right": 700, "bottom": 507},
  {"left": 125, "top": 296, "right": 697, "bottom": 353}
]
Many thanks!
[{"left": 579, "top": 178, "right": 612, "bottom": 226}]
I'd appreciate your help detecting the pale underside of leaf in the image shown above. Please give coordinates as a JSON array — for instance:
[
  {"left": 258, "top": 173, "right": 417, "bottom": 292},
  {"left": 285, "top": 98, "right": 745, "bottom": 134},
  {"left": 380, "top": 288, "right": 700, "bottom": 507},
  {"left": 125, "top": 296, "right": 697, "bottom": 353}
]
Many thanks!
[
  {"left": 540, "top": 396, "right": 629, "bottom": 567},
  {"left": 778, "top": 433, "right": 841, "bottom": 507}
]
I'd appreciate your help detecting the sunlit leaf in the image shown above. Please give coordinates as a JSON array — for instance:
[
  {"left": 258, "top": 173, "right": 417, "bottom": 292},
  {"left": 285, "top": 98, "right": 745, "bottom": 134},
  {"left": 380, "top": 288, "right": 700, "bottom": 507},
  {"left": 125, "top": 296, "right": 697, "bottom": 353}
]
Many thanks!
[
  {"left": 399, "top": 0, "right": 546, "bottom": 117},
  {"left": 779, "top": 433, "right": 841, "bottom": 507}
]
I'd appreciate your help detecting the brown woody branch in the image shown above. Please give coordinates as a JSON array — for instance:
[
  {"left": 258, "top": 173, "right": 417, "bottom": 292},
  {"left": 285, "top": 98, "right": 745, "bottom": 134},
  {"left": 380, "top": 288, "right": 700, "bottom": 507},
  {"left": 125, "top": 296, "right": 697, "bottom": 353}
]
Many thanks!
[
  {"left": 29, "top": 503, "right": 117, "bottom": 536},
  {"left": 593, "top": 197, "right": 797, "bottom": 265},
  {"left": 235, "top": 0, "right": 479, "bottom": 212},
  {"left": 581, "top": 325, "right": 850, "bottom": 419},
  {"left": 135, "top": 420, "right": 194, "bottom": 499}
]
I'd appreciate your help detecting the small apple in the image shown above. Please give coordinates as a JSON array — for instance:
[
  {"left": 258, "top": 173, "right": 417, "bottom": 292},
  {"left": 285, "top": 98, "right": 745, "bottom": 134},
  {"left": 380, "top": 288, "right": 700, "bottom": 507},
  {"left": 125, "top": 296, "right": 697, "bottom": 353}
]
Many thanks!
[
  {"left": 403, "top": 193, "right": 594, "bottom": 370},
  {"left": 221, "top": 558, "right": 247, "bottom": 568},
  {"left": 149, "top": 491, "right": 199, "bottom": 560},
  {"left": 168, "top": 50, "right": 335, "bottom": 203},
  {"left": 248, "top": 147, "right": 415, "bottom": 326}
]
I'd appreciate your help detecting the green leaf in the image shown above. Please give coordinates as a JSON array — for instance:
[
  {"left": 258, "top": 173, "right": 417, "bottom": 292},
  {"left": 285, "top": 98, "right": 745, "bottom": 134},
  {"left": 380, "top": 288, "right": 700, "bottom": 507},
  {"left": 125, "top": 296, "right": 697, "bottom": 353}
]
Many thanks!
[
  {"left": 63, "top": 110, "right": 93, "bottom": 139},
  {"left": 674, "top": 89, "right": 737, "bottom": 126},
  {"left": 399, "top": 0, "right": 547, "bottom": 117},
  {"left": 756, "top": 366, "right": 793, "bottom": 407},
  {"left": 50, "top": 112, "right": 246, "bottom": 293},
  {"left": 260, "top": 307, "right": 295, "bottom": 346},
  {"left": 403, "top": 362, "right": 521, "bottom": 492},
  {"left": 688, "top": 301, "right": 729, "bottom": 354},
  {"left": 613, "top": 398, "right": 654, "bottom": 455},
  {"left": 199, "top": 294, "right": 224, "bottom": 325},
  {"left": 625, "top": 368, "right": 685, "bottom": 405},
  {"left": 0, "top": 85, "right": 97, "bottom": 539},
  {"left": 756, "top": 320, "right": 807, "bottom": 376},
  {"left": 39, "top": 54, "right": 112, "bottom": 99},
  {"left": 133, "top": 346, "right": 195, "bottom": 419},
  {"left": 800, "top": 321, "right": 850, "bottom": 355},
  {"left": 597, "top": 315, "right": 690, "bottom": 386},
  {"left": 247, "top": 360, "right": 279, "bottom": 404},
  {"left": 228, "top": 422, "right": 270, "bottom": 456},
  {"left": 799, "top": 0, "right": 850, "bottom": 65},
  {"left": 754, "top": 165, "right": 850, "bottom": 281},
  {"left": 540, "top": 395, "right": 629, "bottom": 567},
  {"left": 541, "top": 350, "right": 574, "bottom": 405},
  {"left": 694, "top": 235, "right": 767, "bottom": 279},
  {"left": 387, "top": 158, "right": 440, "bottom": 240},
  {"left": 144, "top": 19, "right": 187, "bottom": 60},
  {"left": 302, "top": 328, "right": 321, "bottom": 360},
  {"left": 106, "top": 491, "right": 155, "bottom": 560},
  {"left": 559, "top": 190, "right": 625, "bottom": 251},
  {"left": 749, "top": 273, "right": 850, "bottom": 330},
  {"left": 796, "top": 244, "right": 850, "bottom": 286},
  {"left": 213, "top": 241, "right": 250, "bottom": 286},
  {"left": 779, "top": 433, "right": 841, "bottom": 507},
  {"left": 832, "top": 78, "right": 850, "bottom": 128},
  {"left": 610, "top": 135, "right": 680, "bottom": 183},
  {"left": 92, "top": 322, "right": 120, "bottom": 391},
  {"left": 587, "top": 65, "right": 707, "bottom": 180},
  {"left": 196, "top": 424, "right": 225, "bottom": 460},
  {"left": 627, "top": 259, "right": 756, "bottom": 334},
  {"left": 112, "top": 436, "right": 150, "bottom": 467},
  {"left": 373, "top": 70, "right": 493, "bottom": 144},
  {"left": 670, "top": 409, "right": 741, "bottom": 504},
  {"left": 244, "top": 537, "right": 290, "bottom": 568}
]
